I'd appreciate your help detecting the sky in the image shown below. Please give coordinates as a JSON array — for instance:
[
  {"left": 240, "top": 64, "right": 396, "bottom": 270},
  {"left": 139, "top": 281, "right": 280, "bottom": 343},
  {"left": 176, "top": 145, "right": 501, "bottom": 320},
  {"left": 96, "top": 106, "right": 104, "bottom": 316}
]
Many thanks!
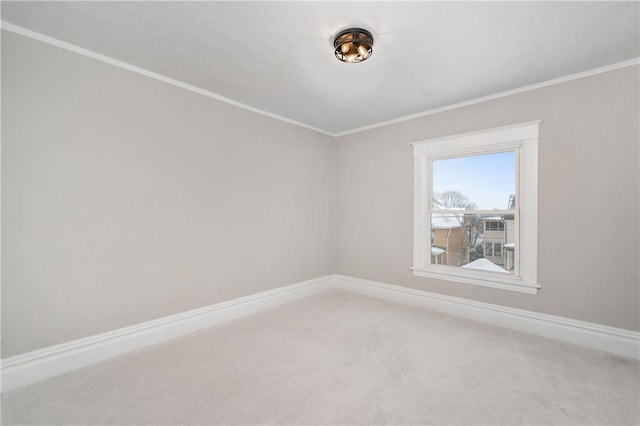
[{"left": 432, "top": 151, "right": 515, "bottom": 210}]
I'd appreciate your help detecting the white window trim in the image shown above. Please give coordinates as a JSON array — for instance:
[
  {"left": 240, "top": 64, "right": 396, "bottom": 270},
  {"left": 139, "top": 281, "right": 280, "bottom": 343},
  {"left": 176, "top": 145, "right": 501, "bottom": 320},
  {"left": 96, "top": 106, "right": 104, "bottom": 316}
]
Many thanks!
[{"left": 411, "top": 121, "right": 540, "bottom": 295}]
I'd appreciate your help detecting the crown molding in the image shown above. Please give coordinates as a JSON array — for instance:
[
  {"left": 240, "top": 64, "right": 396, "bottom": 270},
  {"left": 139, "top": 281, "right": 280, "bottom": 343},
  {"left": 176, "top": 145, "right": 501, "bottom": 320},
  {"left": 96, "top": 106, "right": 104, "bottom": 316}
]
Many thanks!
[
  {"left": 0, "top": 21, "right": 337, "bottom": 138},
  {"left": 334, "top": 57, "right": 640, "bottom": 137},
  {"left": 2, "top": 21, "right": 638, "bottom": 139}
]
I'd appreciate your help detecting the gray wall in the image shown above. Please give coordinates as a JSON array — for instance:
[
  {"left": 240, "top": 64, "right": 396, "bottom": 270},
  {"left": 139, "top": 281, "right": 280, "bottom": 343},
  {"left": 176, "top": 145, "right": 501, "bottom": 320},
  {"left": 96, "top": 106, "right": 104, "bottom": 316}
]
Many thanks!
[
  {"left": 3, "top": 30, "right": 638, "bottom": 360},
  {"left": 1, "top": 32, "right": 336, "bottom": 357},
  {"left": 336, "top": 65, "right": 640, "bottom": 331}
]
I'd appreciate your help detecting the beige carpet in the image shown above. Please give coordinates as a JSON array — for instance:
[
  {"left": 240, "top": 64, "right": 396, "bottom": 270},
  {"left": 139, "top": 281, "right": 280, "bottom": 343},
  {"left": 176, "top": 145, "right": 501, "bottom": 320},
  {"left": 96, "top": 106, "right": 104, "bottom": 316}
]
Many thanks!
[{"left": 2, "top": 289, "right": 638, "bottom": 425}]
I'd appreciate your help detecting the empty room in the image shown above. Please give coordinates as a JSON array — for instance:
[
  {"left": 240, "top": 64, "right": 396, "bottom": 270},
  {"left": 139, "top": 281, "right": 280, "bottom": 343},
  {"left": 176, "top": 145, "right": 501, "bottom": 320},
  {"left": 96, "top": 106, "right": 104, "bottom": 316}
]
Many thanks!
[{"left": 1, "top": 2, "right": 639, "bottom": 425}]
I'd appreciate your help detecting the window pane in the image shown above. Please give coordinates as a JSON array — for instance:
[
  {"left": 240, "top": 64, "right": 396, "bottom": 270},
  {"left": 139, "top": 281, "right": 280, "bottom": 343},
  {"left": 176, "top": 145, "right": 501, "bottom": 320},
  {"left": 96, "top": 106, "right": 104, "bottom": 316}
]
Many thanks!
[
  {"left": 430, "top": 212, "right": 516, "bottom": 274},
  {"left": 485, "top": 242, "right": 493, "bottom": 256},
  {"left": 432, "top": 151, "right": 516, "bottom": 210}
]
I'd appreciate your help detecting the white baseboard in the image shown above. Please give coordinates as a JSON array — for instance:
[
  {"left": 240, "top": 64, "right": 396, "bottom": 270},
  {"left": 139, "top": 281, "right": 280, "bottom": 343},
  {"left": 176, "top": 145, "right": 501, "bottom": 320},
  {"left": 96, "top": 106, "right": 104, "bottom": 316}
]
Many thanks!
[
  {"left": 3, "top": 273, "right": 638, "bottom": 392},
  {"left": 331, "top": 275, "right": 640, "bottom": 361},
  {"left": 1, "top": 275, "right": 331, "bottom": 392}
]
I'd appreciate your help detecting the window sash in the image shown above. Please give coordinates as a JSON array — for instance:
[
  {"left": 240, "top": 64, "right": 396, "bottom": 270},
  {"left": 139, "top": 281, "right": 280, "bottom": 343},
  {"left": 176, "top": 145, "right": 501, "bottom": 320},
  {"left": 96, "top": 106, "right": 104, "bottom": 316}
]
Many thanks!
[{"left": 426, "top": 146, "right": 520, "bottom": 276}]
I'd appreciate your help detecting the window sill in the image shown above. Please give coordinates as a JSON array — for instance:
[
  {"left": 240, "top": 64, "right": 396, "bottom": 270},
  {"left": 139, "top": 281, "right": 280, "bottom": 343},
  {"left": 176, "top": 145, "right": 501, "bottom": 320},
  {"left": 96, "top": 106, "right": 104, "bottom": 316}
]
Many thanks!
[{"left": 411, "top": 267, "right": 540, "bottom": 295}]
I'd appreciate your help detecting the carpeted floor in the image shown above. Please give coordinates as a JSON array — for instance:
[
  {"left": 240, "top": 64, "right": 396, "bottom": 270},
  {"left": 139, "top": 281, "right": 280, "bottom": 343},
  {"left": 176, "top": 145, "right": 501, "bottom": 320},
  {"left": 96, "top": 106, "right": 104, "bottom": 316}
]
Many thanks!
[{"left": 2, "top": 289, "right": 638, "bottom": 425}]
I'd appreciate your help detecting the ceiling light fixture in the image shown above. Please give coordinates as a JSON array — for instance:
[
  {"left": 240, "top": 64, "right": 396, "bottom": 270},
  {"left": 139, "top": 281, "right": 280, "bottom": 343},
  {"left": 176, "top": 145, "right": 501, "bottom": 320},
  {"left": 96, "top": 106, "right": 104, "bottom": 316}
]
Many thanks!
[{"left": 334, "top": 28, "right": 373, "bottom": 63}]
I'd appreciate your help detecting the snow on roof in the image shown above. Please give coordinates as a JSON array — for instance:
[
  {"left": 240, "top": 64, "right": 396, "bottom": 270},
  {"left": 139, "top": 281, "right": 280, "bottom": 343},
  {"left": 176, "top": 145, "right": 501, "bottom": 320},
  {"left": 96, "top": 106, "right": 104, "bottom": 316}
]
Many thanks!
[
  {"left": 431, "top": 213, "right": 464, "bottom": 229},
  {"left": 503, "top": 243, "right": 515, "bottom": 248},
  {"left": 481, "top": 216, "right": 503, "bottom": 221},
  {"left": 431, "top": 247, "right": 446, "bottom": 255},
  {"left": 461, "top": 258, "right": 509, "bottom": 273}
]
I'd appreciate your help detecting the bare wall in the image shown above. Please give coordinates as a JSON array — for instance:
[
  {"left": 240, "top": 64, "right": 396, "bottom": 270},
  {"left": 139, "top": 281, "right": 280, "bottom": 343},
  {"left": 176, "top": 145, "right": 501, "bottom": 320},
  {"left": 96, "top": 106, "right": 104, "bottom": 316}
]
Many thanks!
[
  {"left": 1, "top": 31, "right": 336, "bottom": 357},
  {"left": 336, "top": 65, "right": 640, "bottom": 331},
  {"left": 3, "top": 29, "right": 638, "bottom": 360}
]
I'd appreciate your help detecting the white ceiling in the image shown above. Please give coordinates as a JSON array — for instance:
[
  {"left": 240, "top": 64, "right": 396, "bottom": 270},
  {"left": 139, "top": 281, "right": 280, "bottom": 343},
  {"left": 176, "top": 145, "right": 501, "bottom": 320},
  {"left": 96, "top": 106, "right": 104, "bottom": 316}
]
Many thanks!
[{"left": 2, "top": 2, "right": 639, "bottom": 135}]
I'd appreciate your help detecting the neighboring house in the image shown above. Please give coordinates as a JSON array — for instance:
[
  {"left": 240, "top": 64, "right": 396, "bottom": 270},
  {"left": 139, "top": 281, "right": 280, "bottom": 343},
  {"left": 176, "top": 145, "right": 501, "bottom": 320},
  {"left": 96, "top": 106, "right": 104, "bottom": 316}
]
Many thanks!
[
  {"left": 503, "top": 242, "right": 515, "bottom": 271},
  {"left": 482, "top": 216, "right": 506, "bottom": 267},
  {"left": 431, "top": 213, "right": 469, "bottom": 266},
  {"left": 481, "top": 213, "right": 515, "bottom": 272},
  {"left": 431, "top": 196, "right": 517, "bottom": 271}
]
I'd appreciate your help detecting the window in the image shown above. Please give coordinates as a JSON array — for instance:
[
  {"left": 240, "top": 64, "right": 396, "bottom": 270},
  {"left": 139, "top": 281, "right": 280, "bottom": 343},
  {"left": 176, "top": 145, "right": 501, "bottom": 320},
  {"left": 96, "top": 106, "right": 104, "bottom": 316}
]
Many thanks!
[
  {"left": 412, "top": 121, "right": 540, "bottom": 294},
  {"left": 485, "top": 242, "right": 493, "bottom": 256},
  {"left": 485, "top": 221, "right": 504, "bottom": 231}
]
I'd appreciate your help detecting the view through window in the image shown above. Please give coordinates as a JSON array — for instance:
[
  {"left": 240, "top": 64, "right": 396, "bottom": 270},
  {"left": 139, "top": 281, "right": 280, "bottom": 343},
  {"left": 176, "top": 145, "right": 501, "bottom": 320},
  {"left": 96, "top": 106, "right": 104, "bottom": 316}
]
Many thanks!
[{"left": 430, "top": 151, "right": 518, "bottom": 275}]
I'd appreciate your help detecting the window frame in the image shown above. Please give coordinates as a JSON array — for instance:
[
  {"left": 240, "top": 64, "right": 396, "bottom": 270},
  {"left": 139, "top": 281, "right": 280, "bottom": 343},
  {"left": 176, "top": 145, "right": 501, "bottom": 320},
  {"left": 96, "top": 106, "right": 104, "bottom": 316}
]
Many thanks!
[{"left": 411, "top": 121, "right": 540, "bottom": 295}]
